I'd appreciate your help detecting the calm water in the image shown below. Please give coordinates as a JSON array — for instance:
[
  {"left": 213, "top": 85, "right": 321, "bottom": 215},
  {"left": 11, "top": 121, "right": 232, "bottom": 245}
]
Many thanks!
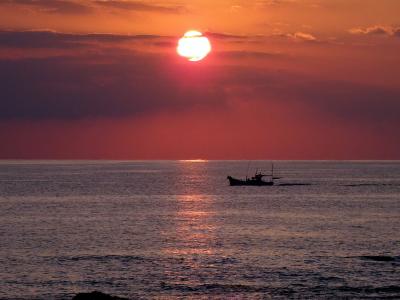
[{"left": 0, "top": 161, "right": 399, "bottom": 299}]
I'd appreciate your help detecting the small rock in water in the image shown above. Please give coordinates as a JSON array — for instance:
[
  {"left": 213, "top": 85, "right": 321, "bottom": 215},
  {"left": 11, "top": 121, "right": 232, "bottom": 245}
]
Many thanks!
[{"left": 72, "top": 291, "right": 128, "bottom": 300}]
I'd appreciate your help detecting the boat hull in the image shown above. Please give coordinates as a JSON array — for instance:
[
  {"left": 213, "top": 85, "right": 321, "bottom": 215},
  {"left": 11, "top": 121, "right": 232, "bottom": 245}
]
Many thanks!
[{"left": 227, "top": 176, "right": 274, "bottom": 186}]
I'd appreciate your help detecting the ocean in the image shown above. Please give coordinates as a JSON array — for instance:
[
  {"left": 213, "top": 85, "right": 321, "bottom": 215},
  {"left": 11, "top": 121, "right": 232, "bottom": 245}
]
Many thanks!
[{"left": 0, "top": 161, "right": 399, "bottom": 299}]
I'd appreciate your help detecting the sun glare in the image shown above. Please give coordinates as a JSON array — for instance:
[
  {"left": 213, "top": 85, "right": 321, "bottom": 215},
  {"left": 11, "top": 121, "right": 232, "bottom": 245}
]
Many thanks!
[
  {"left": 179, "top": 159, "right": 208, "bottom": 163},
  {"left": 177, "top": 30, "right": 211, "bottom": 62}
]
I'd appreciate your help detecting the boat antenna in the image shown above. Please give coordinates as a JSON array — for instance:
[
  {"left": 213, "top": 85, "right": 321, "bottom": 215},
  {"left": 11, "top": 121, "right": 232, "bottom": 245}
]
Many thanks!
[
  {"left": 271, "top": 162, "right": 274, "bottom": 178},
  {"left": 246, "top": 161, "right": 251, "bottom": 180}
]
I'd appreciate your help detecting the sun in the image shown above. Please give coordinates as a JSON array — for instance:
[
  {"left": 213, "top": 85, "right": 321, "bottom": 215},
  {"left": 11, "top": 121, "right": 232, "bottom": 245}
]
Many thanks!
[{"left": 177, "top": 30, "right": 211, "bottom": 62}]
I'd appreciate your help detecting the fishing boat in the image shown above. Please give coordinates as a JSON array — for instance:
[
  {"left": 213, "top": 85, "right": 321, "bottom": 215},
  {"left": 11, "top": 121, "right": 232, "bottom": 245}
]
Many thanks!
[{"left": 227, "top": 163, "right": 278, "bottom": 186}]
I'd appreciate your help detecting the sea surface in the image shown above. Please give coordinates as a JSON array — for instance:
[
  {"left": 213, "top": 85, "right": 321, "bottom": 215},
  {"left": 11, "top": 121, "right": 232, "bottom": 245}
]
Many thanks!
[{"left": 0, "top": 160, "right": 399, "bottom": 299}]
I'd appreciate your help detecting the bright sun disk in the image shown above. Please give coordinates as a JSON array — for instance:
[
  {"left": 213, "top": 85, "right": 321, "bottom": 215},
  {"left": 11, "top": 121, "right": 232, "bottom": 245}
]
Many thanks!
[{"left": 177, "top": 30, "right": 211, "bottom": 62}]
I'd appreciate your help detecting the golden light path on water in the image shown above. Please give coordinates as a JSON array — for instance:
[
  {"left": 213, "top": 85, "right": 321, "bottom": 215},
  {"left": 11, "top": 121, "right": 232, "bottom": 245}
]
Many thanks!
[
  {"left": 163, "top": 161, "right": 216, "bottom": 258},
  {"left": 179, "top": 159, "right": 208, "bottom": 163}
]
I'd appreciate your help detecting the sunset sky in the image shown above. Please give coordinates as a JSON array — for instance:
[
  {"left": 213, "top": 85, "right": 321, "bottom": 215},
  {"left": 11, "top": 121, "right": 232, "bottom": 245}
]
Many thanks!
[{"left": 0, "top": 0, "right": 399, "bottom": 159}]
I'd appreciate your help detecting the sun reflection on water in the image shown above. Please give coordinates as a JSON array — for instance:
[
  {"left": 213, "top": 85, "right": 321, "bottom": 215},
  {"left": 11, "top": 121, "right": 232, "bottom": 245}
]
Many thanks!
[
  {"left": 179, "top": 159, "right": 208, "bottom": 163},
  {"left": 159, "top": 161, "right": 222, "bottom": 287},
  {"left": 164, "top": 194, "right": 217, "bottom": 256},
  {"left": 159, "top": 193, "right": 219, "bottom": 287}
]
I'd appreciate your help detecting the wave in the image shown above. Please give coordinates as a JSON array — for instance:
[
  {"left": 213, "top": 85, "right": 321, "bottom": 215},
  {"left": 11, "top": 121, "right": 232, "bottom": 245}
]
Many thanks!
[
  {"left": 336, "top": 285, "right": 400, "bottom": 294},
  {"left": 159, "top": 282, "right": 400, "bottom": 297},
  {"left": 343, "top": 183, "right": 398, "bottom": 187},
  {"left": 278, "top": 183, "right": 312, "bottom": 186},
  {"left": 360, "top": 255, "right": 400, "bottom": 262},
  {"left": 160, "top": 282, "right": 295, "bottom": 295},
  {"left": 55, "top": 254, "right": 148, "bottom": 263}
]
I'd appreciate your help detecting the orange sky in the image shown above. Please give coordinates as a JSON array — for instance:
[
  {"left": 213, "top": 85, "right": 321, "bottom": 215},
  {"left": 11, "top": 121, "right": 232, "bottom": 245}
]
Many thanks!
[{"left": 0, "top": 0, "right": 399, "bottom": 159}]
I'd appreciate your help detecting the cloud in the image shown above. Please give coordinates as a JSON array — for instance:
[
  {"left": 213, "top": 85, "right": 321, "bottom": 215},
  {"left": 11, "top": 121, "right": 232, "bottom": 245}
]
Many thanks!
[
  {"left": 0, "top": 0, "right": 187, "bottom": 15},
  {"left": 0, "top": 31, "right": 227, "bottom": 120},
  {"left": 283, "top": 79, "right": 400, "bottom": 122},
  {"left": 292, "top": 32, "right": 317, "bottom": 41},
  {"left": 204, "top": 31, "right": 266, "bottom": 44},
  {"left": 0, "top": 30, "right": 172, "bottom": 50},
  {"left": 204, "top": 32, "right": 249, "bottom": 40},
  {"left": 278, "top": 31, "right": 317, "bottom": 42},
  {"left": 256, "top": 0, "right": 320, "bottom": 9},
  {"left": 92, "top": 0, "right": 187, "bottom": 13},
  {"left": 215, "top": 50, "right": 285, "bottom": 60},
  {"left": 349, "top": 25, "right": 400, "bottom": 37},
  {"left": 0, "top": 30, "right": 86, "bottom": 49},
  {"left": 0, "top": 30, "right": 399, "bottom": 130},
  {"left": 221, "top": 64, "right": 400, "bottom": 122},
  {"left": 256, "top": 0, "right": 298, "bottom": 6},
  {"left": 0, "top": 0, "right": 92, "bottom": 14},
  {"left": 0, "top": 54, "right": 229, "bottom": 120}
]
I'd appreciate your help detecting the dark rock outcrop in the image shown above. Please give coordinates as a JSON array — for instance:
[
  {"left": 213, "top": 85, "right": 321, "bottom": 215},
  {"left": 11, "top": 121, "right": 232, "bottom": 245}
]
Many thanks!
[{"left": 360, "top": 255, "right": 399, "bottom": 262}]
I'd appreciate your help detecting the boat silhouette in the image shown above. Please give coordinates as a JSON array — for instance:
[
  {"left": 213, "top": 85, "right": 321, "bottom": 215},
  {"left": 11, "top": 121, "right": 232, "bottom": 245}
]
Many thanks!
[{"left": 227, "top": 163, "right": 277, "bottom": 186}]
